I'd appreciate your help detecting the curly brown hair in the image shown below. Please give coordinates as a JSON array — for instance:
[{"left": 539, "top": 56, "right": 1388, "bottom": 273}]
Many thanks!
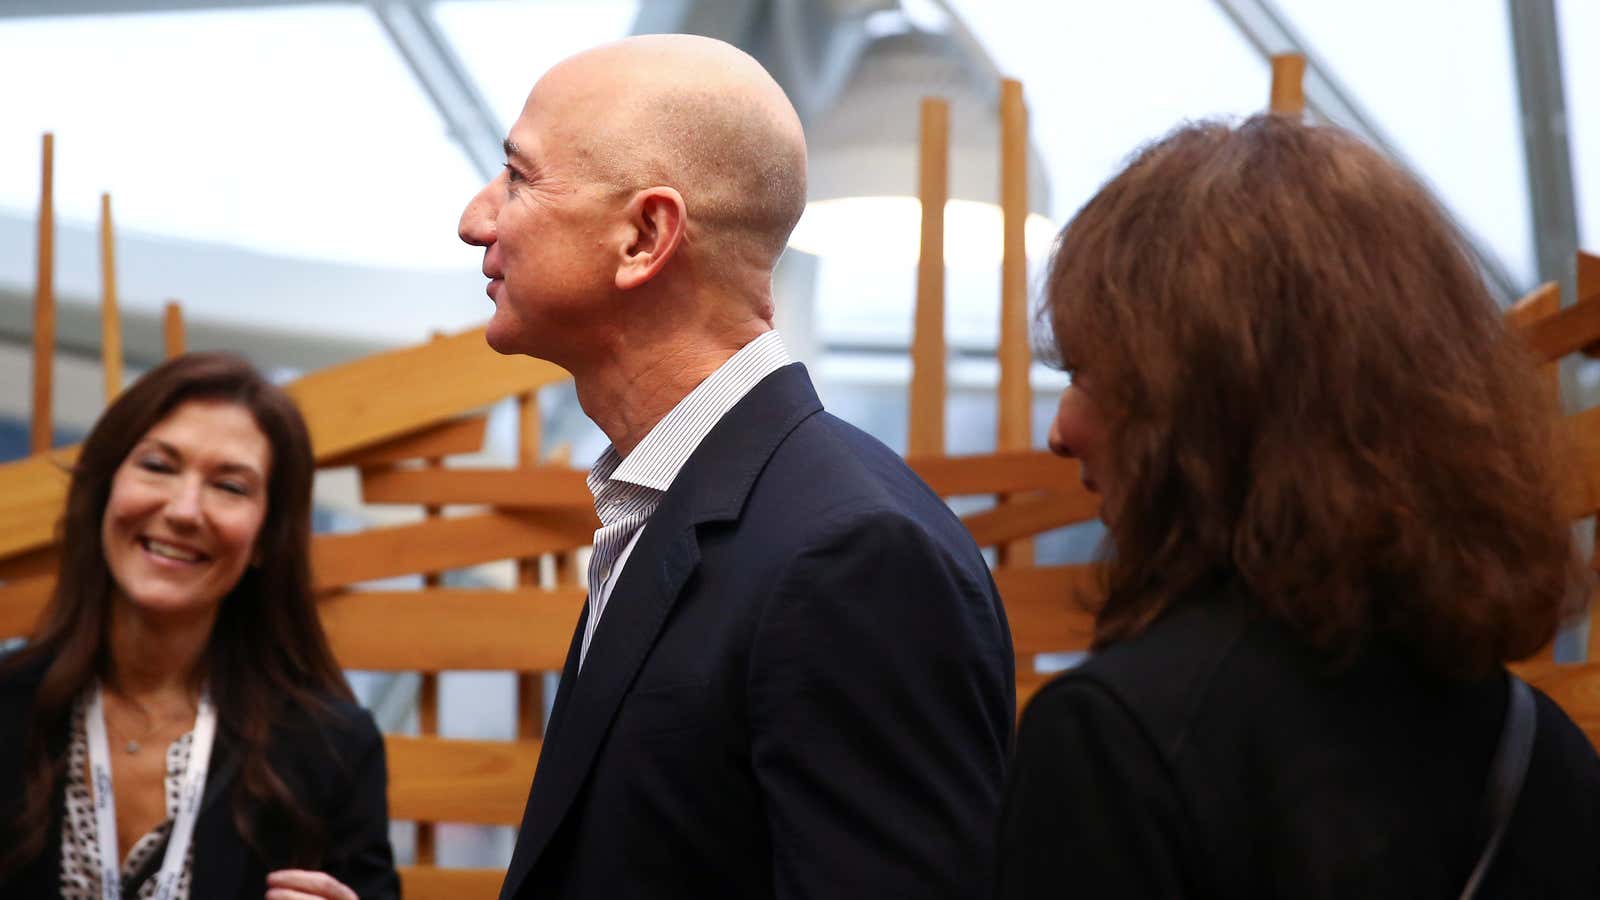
[{"left": 1044, "top": 115, "right": 1585, "bottom": 678}]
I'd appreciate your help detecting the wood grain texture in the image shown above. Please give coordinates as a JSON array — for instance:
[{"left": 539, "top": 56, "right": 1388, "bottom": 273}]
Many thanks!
[
  {"left": 311, "top": 510, "right": 596, "bottom": 592},
  {"left": 1269, "top": 53, "right": 1307, "bottom": 114},
  {"left": 398, "top": 867, "right": 505, "bottom": 900},
  {"left": 0, "top": 575, "right": 51, "bottom": 640},
  {"left": 1519, "top": 291, "right": 1600, "bottom": 364},
  {"left": 31, "top": 132, "right": 55, "bottom": 455},
  {"left": 360, "top": 466, "right": 594, "bottom": 509},
  {"left": 320, "top": 416, "right": 487, "bottom": 469},
  {"left": 997, "top": 78, "right": 1035, "bottom": 568},
  {"left": 162, "top": 301, "right": 185, "bottom": 359},
  {"left": 0, "top": 451, "right": 75, "bottom": 560},
  {"left": 993, "top": 564, "right": 1098, "bottom": 655},
  {"left": 320, "top": 587, "right": 585, "bottom": 670},
  {"left": 909, "top": 97, "right": 949, "bottom": 457},
  {"left": 908, "top": 451, "right": 1083, "bottom": 497},
  {"left": 99, "top": 193, "right": 122, "bottom": 400},
  {"left": 286, "top": 326, "right": 570, "bottom": 461},
  {"left": 961, "top": 490, "right": 1099, "bottom": 547},
  {"left": 385, "top": 735, "right": 540, "bottom": 825},
  {"left": 1506, "top": 282, "right": 1562, "bottom": 407}
]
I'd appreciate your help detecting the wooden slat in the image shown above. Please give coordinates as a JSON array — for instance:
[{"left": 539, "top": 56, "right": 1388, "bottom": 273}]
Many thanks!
[
  {"left": 288, "top": 326, "right": 569, "bottom": 462},
  {"left": 909, "top": 96, "right": 949, "bottom": 457},
  {"left": 962, "top": 490, "right": 1099, "bottom": 547},
  {"left": 32, "top": 132, "right": 55, "bottom": 455},
  {"left": 1519, "top": 290, "right": 1600, "bottom": 365},
  {"left": 163, "top": 300, "right": 185, "bottom": 359},
  {"left": 1579, "top": 250, "right": 1598, "bottom": 306},
  {"left": 321, "top": 587, "right": 585, "bottom": 671},
  {"left": 997, "top": 78, "right": 1035, "bottom": 568},
  {"left": 0, "top": 575, "right": 52, "bottom": 640},
  {"left": 0, "top": 545, "right": 59, "bottom": 582},
  {"left": 908, "top": 451, "right": 1083, "bottom": 497},
  {"left": 1563, "top": 405, "right": 1600, "bottom": 519},
  {"left": 360, "top": 466, "right": 593, "bottom": 509},
  {"left": 399, "top": 867, "right": 504, "bottom": 900},
  {"left": 385, "top": 735, "right": 539, "bottom": 825},
  {"left": 1269, "top": 53, "right": 1307, "bottom": 115},
  {"left": 311, "top": 510, "right": 596, "bottom": 593},
  {"left": 1513, "top": 661, "right": 1600, "bottom": 750},
  {"left": 1506, "top": 282, "right": 1561, "bottom": 407},
  {"left": 515, "top": 391, "right": 550, "bottom": 741},
  {"left": 320, "top": 416, "right": 488, "bottom": 469},
  {"left": 99, "top": 192, "right": 122, "bottom": 400},
  {"left": 0, "top": 452, "right": 75, "bottom": 561},
  {"left": 993, "top": 564, "right": 1098, "bottom": 656}
]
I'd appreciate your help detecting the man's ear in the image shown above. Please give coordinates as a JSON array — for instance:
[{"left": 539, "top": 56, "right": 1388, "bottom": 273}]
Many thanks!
[{"left": 616, "top": 186, "right": 687, "bottom": 291}]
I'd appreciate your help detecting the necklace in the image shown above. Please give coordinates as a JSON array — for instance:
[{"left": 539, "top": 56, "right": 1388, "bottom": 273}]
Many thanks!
[{"left": 105, "top": 693, "right": 190, "bottom": 755}]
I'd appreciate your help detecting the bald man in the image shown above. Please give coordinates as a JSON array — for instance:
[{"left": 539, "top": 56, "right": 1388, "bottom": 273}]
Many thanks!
[{"left": 459, "top": 35, "right": 1014, "bottom": 900}]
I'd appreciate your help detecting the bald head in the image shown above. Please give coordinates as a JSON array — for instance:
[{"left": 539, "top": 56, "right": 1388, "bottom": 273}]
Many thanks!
[{"left": 529, "top": 34, "right": 808, "bottom": 272}]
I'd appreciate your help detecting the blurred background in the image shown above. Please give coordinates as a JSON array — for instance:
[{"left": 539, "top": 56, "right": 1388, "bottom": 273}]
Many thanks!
[{"left": 1, "top": 0, "right": 1592, "bottom": 868}]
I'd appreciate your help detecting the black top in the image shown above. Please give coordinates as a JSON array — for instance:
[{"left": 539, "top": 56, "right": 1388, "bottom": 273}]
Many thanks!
[
  {"left": 996, "top": 587, "right": 1600, "bottom": 899},
  {"left": 0, "top": 652, "right": 399, "bottom": 900},
  {"left": 501, "top": 363, "right": 1016, "bottom": 899}
]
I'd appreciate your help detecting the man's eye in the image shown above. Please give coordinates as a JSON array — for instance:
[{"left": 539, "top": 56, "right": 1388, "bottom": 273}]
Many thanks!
[{"left": 504, "top": 164, "right": 522, "bottom": 184}]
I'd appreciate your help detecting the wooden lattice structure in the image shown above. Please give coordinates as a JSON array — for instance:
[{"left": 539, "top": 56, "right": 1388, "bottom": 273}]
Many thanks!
[{"left": 3, "top": 58, "right": 1598, "bottom": 899}]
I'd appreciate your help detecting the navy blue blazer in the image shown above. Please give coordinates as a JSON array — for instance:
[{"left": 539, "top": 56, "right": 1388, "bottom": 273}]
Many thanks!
[
  {"left": 0, "top": 653, "right": 399, "bottom": 900},
  {"left": 501, "top": 363, "right": 1015, "bottom": 899}
]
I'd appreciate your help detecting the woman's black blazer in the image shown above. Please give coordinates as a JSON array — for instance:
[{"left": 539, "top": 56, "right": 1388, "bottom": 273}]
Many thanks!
[{"left": 0, "top": 653, "right": 400, "bottom": 899}]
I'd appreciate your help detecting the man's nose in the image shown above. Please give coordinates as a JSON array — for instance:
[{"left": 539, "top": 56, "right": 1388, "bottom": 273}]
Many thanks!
[{"left": 459, "top": 181, "right": 499, "bottom": 247}]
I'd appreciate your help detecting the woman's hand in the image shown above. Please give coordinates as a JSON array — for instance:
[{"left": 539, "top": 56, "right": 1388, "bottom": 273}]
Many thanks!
[{"left": 265, "top": 869, "right": 359, "bottom": 900}]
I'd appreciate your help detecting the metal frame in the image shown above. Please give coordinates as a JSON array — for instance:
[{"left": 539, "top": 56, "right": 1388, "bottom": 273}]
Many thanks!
[
  {"left": 1211, "top": 0, "right": 1524, "bottom": 305},
  {"left": 1508, "top": 0, "right": 1581, "bottom": 300}
]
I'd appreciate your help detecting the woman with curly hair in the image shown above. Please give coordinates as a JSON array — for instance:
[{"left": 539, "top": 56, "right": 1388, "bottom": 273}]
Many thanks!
[{"left": 996, "top": 116, "right": 1599, "bottom": 898}]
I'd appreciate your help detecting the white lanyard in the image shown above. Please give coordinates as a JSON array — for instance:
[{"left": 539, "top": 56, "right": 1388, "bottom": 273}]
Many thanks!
[{"left": 86, "top": 685, "right": 218, "bottom": 900}]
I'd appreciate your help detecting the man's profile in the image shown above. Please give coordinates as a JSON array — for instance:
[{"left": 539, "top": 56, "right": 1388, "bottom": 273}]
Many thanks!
[{"left": 458, "top": 33, "right": 1014, "bottom": 899}]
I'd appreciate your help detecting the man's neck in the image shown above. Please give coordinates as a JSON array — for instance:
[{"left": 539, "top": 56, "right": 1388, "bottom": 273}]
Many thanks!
[
  {"left": 106, "top": 595, "right": 216, "bottom": 703},
  {"left": 575, "top": 323, "right": 771, "bottom": 458}
]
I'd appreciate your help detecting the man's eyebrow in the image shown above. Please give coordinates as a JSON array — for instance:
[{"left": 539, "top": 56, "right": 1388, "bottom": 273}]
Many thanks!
[{"left": 503, "top": 139, "right": 531, "bottom": 166}]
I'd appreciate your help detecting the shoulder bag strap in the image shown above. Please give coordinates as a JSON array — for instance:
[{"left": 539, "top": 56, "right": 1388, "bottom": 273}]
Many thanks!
[{"left": 1458, "top": 675, "right": 1536, "bottom": 900}]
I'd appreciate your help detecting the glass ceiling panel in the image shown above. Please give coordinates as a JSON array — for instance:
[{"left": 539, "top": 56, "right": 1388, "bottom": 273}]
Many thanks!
[
  {"left": 0, "top": 5, "right": 481, "bottom": 271},
  {"left": 434, "top": 0, "right": 641, "bottom": 129},
  {"left": 1558, "top": 0, "right": 1596, "bottom": 249},
  {"left": 1272, "top": 0, "right": 1534, "bottom": 286}
]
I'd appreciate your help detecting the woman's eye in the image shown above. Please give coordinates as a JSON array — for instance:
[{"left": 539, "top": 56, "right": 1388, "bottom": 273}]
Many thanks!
[
  {"left": 216, "top": 481, "right": 249, "bottom": 496},
  {"left": 137, "top": 457, "right": 174, "bottom": 474}
]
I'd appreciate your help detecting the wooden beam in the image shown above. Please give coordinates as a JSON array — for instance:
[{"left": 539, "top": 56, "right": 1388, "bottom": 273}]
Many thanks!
[
  {"left": 998, "top": 77, "right": 1035, "bottom": 568},
  {"left": 31, "top": 132, "right": 55, "bottom": 455},
  {"left": 515, "top": 390, "right": 551, "bottom": 742},
  {"left": 0, "top": 545, "right": 59, "bottom": 582},
  {"left": 310, "top": 509, "right": 595, "bottom": 593},
  {"left": 909, "top": 96, "right": 949, "bottom": 457},
  {"left": 398, "top": 867, "right": 505, "bottom": 900},
  {"left": 319, "top": 416, "right": 488, "bottom": 469},
  {"left": 0, "top": 575, "right": 52, "bottom": 640},
  {"left": 1579, "top": 250, "right": 1598, "bottom": 306},
  {"left": 162, "top": 300, "right": 185, "bottom": 359},
  {"left": 961, "top": 490, "right": 1099, "bottom": 548},
  {"left": 0, "top": 451, "right": 75, "bottom": 561},
  {"left": 992, "top": 564, "right": 1098, "bottom": 656},
  {"left": 1506, "top": 281, "right": 1561, "bottom": 406},
  {"left": 1518, "top": 290, "right": 1600, "bottom": 364},
  {"left": 1563, "top": 405, "right": 1600, "bottom": 519},
  {"left": 908, "top": 451, "right": 1083, "bottom": 498},
  {"left": 385, "top": 735, "right": 540, "bottom": 825},
  {"left": 99, "top": 192, "right": 122, "bottom": 401},
  {"left": 287, "top": 326, "right": 570, "bottom": 462},
  {"left": 319, "top": 587, "right": 585, "bottom": 671},
  {"left": 360, "top": 466, "right": 594, "bottom": 509},
  {"left": 1269, "top": 53, "right": 1307, "bottom": 115}
]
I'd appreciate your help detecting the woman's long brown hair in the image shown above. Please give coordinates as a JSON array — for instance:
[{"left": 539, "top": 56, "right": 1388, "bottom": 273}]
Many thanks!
[
  {"left": 0, "top": 352, "right": 352, "bottom": 873},
  {"left": 1044, "top": 115, "right": 1585, "bottom": 678}
]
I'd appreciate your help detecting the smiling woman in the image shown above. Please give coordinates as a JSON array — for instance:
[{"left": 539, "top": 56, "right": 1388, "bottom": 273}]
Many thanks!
[{"left": 0, "top": 353, "right": 398, "bottom": 900}]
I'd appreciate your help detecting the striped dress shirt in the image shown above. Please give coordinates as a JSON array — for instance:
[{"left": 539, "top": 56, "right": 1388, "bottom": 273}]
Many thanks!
[{"left": 578, "top": 330, "right": 792, "bottom": 668}]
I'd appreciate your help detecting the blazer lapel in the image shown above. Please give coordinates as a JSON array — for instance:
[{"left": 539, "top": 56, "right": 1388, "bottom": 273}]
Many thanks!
[
  {"left": 190, "top": 735, "right": 246, "bottom": 899},
  {"left": 499, "top": 363, "right": 824, "bottom": 899}
]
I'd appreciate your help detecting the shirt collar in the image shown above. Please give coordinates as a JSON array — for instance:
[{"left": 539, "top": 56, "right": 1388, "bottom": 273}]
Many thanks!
[{"left": 587, "top": 330, "right": 791, "bottom": 501}]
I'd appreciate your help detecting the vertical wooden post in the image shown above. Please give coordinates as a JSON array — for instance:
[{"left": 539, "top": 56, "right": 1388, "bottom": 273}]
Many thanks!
[
  {"left": 516, "top": 390, "right": 547, "bottom": 741},
  {"left": 163, "top": 301, "right": 186, "bottom": 359},
  {"left": 413, "top": 332, "right": 449, "bottom": 865},
  {"left": 1505, "top": 282, "right": 1561, "bottom": 407},
  {"left": 997, "top": 79, "right": 1034, "bottom": 567},
  {"left": 31, "top": 133, "right": 55, "bottom": 455},
  {"left": 1269, "top": 53, "right": 1307, "bottom": 115},
  {"left": 100, "top": 193, "right": 123, "bottom": 401},
  {"left": 909, "top": 98, "right": 950, "bottom": 457}
]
